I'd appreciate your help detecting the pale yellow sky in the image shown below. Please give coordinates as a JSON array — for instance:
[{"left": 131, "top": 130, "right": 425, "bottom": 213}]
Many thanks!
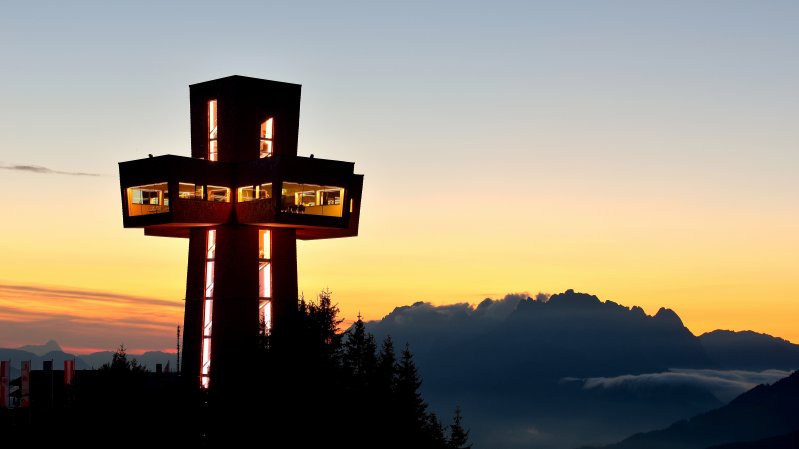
[{"left": 0, "top": 1, "right": 797, "bottom": 351}]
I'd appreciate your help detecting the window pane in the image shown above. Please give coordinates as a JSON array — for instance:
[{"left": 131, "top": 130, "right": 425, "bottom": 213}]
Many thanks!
[
  {"left": 238, "top": 186, "right": 256, "bottom": 202},
  {"left": 259, "top": 300, "right": 272, "bottom": 335},
  {"left": 206, "top": 229, "right": 216, "bottom": 259},
  {"left": 179, "top": 182, "right": 203, "bottom": 199},
  {"left": 259, "top": 230, "right": 271, "bottom": 259},
  {"left": 259, "top": 183, "right": 272, "bottom": 199},
  {"left": 205, "top": 261, "right": 215, "bottom": 298},
  {"left": 126, "top": 182, "right": 169, "bottom": 216},
  {"left": 258, "top": 262, "right": 271, "bottom": 298},
  {"left": 280, "top": 182, "right": 344, "bottom": 217},
  {"left": 260, "top": 118, "right": 274, "bottom": 158},
  {"left": 207, "top": 186, "right": 230, "bottom": 202}
]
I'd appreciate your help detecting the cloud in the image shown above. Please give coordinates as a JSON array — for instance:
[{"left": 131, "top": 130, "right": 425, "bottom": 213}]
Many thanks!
[
  {"left": 0, "top": 283, "right": 182, "bottom": 352},
  {"left": 565, "top": 368, "right": 794, "bottom": 402},
  {"left": 0, "top": 164, "right": 101, "bottom": 176},
  {"left": 377, "top": 292, "right": 533, "bottom": 324}
]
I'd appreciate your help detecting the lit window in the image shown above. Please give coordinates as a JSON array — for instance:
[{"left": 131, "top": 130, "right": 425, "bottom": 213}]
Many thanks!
[
  {"left": 237, "top": 183, "right": 271, "bottom": 202},
  {"left": 259, "top": 300, "right": 272, "bottom": 335},
  {"left": 179, "top": 182, "right": 204, "bottom": 200},
  {"left": 201, "top": 229, "right": 216, "bottom": 389},
  {"left": 260, "top": 118, "right": 274, "bottom": 158},
  {"left": 258, "top": 229, "right": 272, "bottom": 335},
  {"left": 280, "top": 182, "right": 345, "bottom": 217},
  {"left": 207, "top": 186, "right": 230, "bottom": 202},
  {"left": 126, "top": 182, "right": 169, "bottom": 216},
  {"left": 258, "top": 229, "right": 271, "bottom": 298},
  {"left": 259, "top": 229, "right": 271, "bottom": 259},
  {"left": 259, "top": 262, "right": 271, "bottom": 298},
  {"left": 259, "top": 183, "right": 272, "bottom": 199},
  {"left": 238, "top": 186, "right": 257, "bottom": 202},
  {"left": 206, "top": 229, "right": 216, "bottom": 259},
  {"left": 209, "top": 100, "right": 218, "bottom": 161},
  {"left": 205, "top": 261, "right": 215, "bottom": 298},
  {"left": 201, "top": 297, "right": 212, "bottom": 389}
]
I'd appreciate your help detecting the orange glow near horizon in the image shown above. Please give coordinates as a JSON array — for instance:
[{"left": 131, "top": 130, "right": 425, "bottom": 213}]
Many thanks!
[{"left": 0, "top": 173, "right": 796, "bottom": 351}]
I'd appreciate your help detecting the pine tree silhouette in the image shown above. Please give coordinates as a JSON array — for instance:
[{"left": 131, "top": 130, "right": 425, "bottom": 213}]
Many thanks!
[
  {"left": 395, "top": 343, "right": 430, "bottom": 443},
  {"left": 428, "top": 412, "right": 448, "bottom": 446},
  {"left": 376, "top": 335, "right": 397, "bottom": 397},
  {"left": 448, "top": 406, "right": 472, "bottom": 449},
  {"left": 343, "top": 314, "right": 378, "bottom": 390}
]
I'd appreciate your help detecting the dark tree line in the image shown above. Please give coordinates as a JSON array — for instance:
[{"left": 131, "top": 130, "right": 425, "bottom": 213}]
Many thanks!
[
  {"left": 2, "top": 291, "right": 470, "bottom": 448},
  {"left": 255, "top": 289, "right": 471, "bottom": 448}
]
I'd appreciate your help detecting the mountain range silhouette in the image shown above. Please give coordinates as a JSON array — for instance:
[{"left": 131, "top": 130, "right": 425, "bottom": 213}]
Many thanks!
[{"left": 365, "top": 290, "right": 799, "bottom": 449}]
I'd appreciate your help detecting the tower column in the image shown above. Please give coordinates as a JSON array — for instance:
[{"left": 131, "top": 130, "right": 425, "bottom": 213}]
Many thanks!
[
  {"left": 270, "top": 227, "right": 299, "bottom": 339},
  {"left": 181, "top": 228, "right": 207, "bottom": 384},
  {"left": 208, "top": 225, "right": 259, "bottom": 397}
]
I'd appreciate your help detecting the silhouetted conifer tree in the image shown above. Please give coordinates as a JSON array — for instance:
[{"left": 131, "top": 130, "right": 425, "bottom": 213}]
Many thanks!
[
  {"left": 343, "top": 314, "right": 378, "bottom": 389},
  {"left": 428, "top": 412, "right": 448, "bottom": 446},
  {"left": 448, "top": 406, "right": 472, "bottom": 449},
  {"left": 100, "top": 344, "right": 146, "bottom": 373},
  {"left": 395, "top": 343, "right": 430, "bottom": 443},
  {"left": 376, "top": 335, "right": 397, "bottom": 395}
]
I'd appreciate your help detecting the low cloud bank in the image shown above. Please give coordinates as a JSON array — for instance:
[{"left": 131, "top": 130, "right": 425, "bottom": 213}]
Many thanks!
[{"left": 565, "top": 369, "right": 793, "bottom": 402}]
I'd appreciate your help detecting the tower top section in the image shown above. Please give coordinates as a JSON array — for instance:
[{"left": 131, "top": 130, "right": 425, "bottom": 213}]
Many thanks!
[
  {"left": 119, "top": 76, "right": 363, "bottom": 241},
  {"left": 190, "top": 75, "right": 302, "bottom": 162}
]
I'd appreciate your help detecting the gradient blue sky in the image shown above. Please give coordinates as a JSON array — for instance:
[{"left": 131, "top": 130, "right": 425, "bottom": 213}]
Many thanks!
[{"left": 0, "top": 1, "right": 797, "bottom": 351}]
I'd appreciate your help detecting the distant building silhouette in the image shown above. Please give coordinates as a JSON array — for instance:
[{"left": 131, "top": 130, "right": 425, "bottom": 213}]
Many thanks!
[{"left": 118, "top": 76, "right": 364, "bottom": 396}]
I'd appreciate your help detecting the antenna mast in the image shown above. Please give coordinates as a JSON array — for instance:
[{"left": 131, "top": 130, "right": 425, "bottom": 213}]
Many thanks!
[{"left": 176, "top": 324, "right": 181, "bottom": 375}]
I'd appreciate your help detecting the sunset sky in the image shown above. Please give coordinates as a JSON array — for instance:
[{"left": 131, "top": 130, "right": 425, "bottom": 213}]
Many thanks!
[{"left": 0, "top": 1, "right": 796, "bottom": 353}]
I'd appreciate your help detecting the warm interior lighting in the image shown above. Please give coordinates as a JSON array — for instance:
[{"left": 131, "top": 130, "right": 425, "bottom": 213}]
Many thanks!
[
  {"left": 209, "top": 100, "right": 218, "bottom": 161},
  {"left": 206, "top": 229, "right": 216, "bottom": 259},
  {"left": 237, "top": 183, "right": 272, "bottom": 202},
  {"left": 207, "top": 186, "right": 230, "bottom": 202},
  {"left": 259, "top": 262, "right": 271, "bottom": 298},
  {"left": 260, "top": 117, "right": 274, "bottom": 158},
  {"left": 204, "top": 261, "right": 215, "bottom": 299},
  {"left": 126, "top": 182, "right": 169, "bottom": 216},
  {"left": 259, "top": 300, "right": 272, "bottom": 334},
  {"left": 179, "top": 182, "right": 204, "bottom": 200},
  {"left": 201, "top": 229, "right": 216, "bottom": 388},
  {"left": 238, "top": 186, "right": 255, "bottom": 202},
  {"left": 259, "top": 229, "right": 271, "bottom": 259},
  {"left": 260, "top": 183, "right": 272, "bottom": 199},
  {"left": 258, "top": 229, "right": 272, "bottom": 334},
  {"left": 280, "top": 182, "right": 345, "bottom": 217}
]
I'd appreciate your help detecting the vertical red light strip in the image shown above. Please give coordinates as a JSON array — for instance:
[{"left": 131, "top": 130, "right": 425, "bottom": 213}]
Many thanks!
[
  {"left": 201, "top": 229, "right": 216, "bottom": 388},
  {"left": 259, "top": 230, "right": 272, "bottom": 334},
  {"left": 209, "top": 100, "right": 218, "bottom": 161},
  {"left": 260, "top": 118, "right": 274, "bottom": 158}
]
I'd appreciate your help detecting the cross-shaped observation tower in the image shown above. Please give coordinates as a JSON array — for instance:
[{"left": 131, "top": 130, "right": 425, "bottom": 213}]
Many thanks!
[{"left": 118, "top": 76, "right": 363, "bottom": 394}]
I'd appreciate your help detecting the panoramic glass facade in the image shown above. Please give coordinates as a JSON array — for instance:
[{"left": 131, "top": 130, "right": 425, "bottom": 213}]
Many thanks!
[{"left": 280, "top": 182, "right": 344, "bottom": 217}]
